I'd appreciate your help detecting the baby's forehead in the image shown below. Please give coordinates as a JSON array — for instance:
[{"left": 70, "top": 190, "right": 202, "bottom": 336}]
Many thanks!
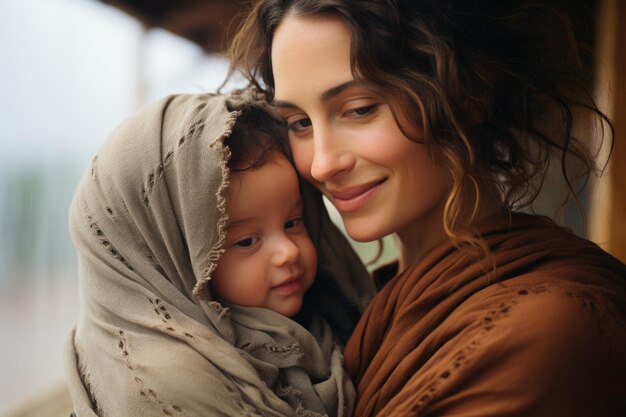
[
  {"left": 227, "top": 151, "right": 300, "bottom": 198},
  {"left": 224, "top": 156, "right": 303, "bottom": 228}
]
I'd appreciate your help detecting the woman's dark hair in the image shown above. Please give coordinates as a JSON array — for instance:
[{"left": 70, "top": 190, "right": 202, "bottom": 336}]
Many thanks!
[
  {"left": 227, "top": 0, "right": 613, "bottom": 255},
  {"left": 225, "top": 105, "right": 288, "bottom": 172}
]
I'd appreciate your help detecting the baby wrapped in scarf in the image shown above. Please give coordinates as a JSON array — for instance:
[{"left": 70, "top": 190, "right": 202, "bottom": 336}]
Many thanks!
[{"left": 63, "top": 89, "right": 376, "bottom": 417}]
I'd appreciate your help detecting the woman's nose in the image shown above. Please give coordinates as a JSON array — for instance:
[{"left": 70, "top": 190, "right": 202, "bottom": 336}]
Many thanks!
[
  {"left": 272, "top": 235, "right": 299, "bottom": 266},
  {"left": 309, "top": 126, "right": 355, "bottom": 182}
]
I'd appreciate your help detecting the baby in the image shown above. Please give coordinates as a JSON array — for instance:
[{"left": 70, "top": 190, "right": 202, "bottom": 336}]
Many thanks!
[
  {"left": 211, "top": 106, "right": 317, "bottom": 317},
  {"left": 65, "top": 91, "right": 367, "bottom": 417}
]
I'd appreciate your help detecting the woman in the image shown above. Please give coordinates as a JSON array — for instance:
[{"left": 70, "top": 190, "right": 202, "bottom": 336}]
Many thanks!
[
  {"left": 228, "top": 1, "right": 626, "bottom": 415},
  {"left": 64, "top": 89, "right": 375, "bottom": 416}
]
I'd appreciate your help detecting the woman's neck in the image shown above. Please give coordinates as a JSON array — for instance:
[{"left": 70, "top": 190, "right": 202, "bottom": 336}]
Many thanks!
[{"left": 396, "top": 184, "right": 502, "bottom": 271}]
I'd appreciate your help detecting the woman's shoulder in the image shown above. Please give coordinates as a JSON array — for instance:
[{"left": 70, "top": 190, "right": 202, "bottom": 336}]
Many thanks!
[
  {"left": 368, "top": 274, "right": 626, "bottom": 416},
  {"left": 448, "top": 276, "right": 626, "bottom": 396},
  {"left": 461, "top": 276, "right": 626, "bottom": 347},
  {"left": 399, "top": 278, "right": 626, "bottom": 416}
]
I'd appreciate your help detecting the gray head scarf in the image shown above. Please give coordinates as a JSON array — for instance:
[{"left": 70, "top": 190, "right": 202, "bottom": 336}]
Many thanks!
[{"left": 63, "top": 89, "right": 375, "bottom": 417}]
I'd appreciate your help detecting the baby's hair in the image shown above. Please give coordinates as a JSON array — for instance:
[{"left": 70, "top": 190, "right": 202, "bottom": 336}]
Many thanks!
[{"left": 226, "top": 105, "right": 289, "bottom": 172}]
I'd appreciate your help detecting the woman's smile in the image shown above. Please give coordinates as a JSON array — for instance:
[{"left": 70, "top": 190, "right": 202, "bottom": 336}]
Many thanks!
[{"left": 326, "top": 179, "right": 386, "bottom": 213}]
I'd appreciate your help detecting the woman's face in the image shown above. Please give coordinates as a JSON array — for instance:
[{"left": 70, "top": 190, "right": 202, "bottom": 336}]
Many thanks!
[{"left": 271, "top": 14, "right": 450, "bottom": 248}]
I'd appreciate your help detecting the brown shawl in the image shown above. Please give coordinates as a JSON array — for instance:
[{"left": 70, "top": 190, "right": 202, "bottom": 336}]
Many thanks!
[{"left": 345, "top": 212, "right": 626, "bottom": 417}]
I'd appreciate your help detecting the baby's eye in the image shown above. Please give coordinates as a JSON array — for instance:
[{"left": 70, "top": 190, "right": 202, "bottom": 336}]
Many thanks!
[
  {"left": 235, "top": 237, "right": 258, "bottom": 247},
  {"left": 285, "top": 218, "right": 302, "bottom": 230}
]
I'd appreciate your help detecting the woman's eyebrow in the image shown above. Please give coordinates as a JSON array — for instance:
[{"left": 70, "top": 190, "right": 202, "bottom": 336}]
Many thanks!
[
  {"left": 272, "top": 79, "right": 370, "bottom": 109},
  {"left": 320, "top": 79, "right": 363, "bottom": 101},
  {"left": 272, "top": 99, "right": 298, "bottom": 109}
]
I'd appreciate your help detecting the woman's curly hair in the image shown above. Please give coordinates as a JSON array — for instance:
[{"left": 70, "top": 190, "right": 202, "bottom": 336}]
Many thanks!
[{"left": 226, "top": 0, "right": 613, "bottom": 256}]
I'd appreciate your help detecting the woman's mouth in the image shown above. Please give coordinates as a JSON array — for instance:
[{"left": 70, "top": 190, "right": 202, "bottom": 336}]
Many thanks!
[{"left": 327, "top": 179, "right": 385, "bottom": 213}]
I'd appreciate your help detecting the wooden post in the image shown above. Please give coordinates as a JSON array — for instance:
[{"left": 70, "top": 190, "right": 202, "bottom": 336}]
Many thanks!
[{"left": 590, "top": 0, "right": 626, "bottom": 263}]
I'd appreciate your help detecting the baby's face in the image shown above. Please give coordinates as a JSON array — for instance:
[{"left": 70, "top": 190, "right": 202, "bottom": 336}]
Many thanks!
[{"left": 211, "top": 151, "right": 317, "bottom": 317}]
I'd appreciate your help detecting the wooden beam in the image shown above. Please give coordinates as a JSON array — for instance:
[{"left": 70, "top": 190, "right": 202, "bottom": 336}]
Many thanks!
[
  {"left": 154, "top": 2, "right": 247, "bottom": 52},
  {"left": 99, "top": 0, "right": 250, "bottom": 53}
]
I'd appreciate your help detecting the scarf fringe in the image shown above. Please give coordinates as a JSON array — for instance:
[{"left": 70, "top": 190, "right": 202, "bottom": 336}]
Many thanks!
[{"left": 193, "top": 111, "right": 239, "bottom": 299}]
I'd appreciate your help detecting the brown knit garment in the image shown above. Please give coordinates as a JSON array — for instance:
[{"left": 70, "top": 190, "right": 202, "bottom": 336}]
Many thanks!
[{"left": 345, "top": 212, "right": 626, "bottom": 417}]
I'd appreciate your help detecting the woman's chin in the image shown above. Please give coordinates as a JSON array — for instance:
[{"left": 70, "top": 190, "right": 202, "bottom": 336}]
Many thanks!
[{"left": 342, "top": 218, "right": 390, "bottom": 243}]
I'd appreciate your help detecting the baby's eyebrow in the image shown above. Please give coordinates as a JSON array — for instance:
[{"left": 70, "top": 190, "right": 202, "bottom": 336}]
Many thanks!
[
  {"left": 226, "top": 217, "right": 255, "bottom": 230},
  {"left": 288, "top": 197, "right": 304, "bottom": 211}
]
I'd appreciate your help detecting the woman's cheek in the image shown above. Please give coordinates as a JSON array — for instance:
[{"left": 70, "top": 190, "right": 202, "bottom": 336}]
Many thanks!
[{"left": 289, "top": 139, "right": 314, "bottom": 181}]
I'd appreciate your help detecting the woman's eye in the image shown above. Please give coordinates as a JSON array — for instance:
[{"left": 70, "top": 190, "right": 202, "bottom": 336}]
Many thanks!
[
  {"left": 287, "top": 118, "right": 312, "bottom": 132},
  {"left": 346, "top": 104, "right": 379, "bottom": 117},
  {"left": 235, "top": 237, "right": 258, "bottom": 247}
]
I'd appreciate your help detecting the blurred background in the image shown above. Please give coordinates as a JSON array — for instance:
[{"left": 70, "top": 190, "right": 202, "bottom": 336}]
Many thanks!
[
  {"left": 0, "top": 0, "right": 234, "bottom": 414},
  {"left": 0, "top": 0, "right": 623, "bottom": 415}
]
